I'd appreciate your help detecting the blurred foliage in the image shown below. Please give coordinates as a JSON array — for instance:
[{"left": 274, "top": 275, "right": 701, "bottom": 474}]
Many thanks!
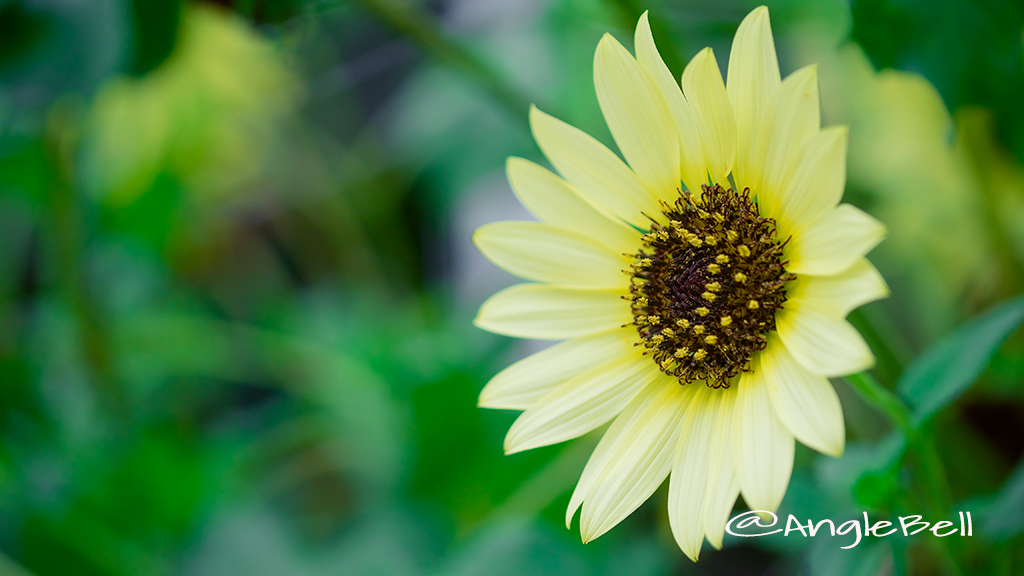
[{"left": 0, "top": 0, "right": 1023, "bottom": 575}]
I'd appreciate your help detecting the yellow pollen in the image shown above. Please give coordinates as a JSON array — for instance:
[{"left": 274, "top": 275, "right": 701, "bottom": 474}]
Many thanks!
[
  {"left": 693, "top": 325, "right": 705, "bottom": 335},
  {"left": 707, "top": 263, "right": 721, "bottom": 274},
  {"left": 674, "top": 348, "right": 689, "bottom": 358},
  {"left": 688, "top": 235, "right": 703, "bottom": 247},
  {"left": 635, "top": 315, "right": 647, "bottom": 324},
  {"left": 648, "top": 315, "right": 661, "bottom": 324},
  {"left": 650, "top": 334, "right": 664, "bottom": 344},
  {"left": 726, "top": 230, "right": 739, "bottom": 242},
  {"left": 660, "top": 357, "right": 674, "bottom": 368},
  {"left": 704, "top": 335, "right": 718, "bottom": 345},
  {"left": 720, "top": 316, "right": 732, "bottom": 326},
  {"left": 693, "top": 348, "right": 707, "bottom": 361},
  {"left": 734, "top": 272, "right": 747, "bottom": 283},
  {"left": 635, "top": 296, "right": 648, "bottom": 306},
  {"left": 696, "top": 307, "right": 709, "bottom": 316},
  {"left": 702, "top": 291, "right": 717, "bottom": 302},
  {"left": 747, "top": 300, "right": 760, "bottom": 310},
  {"left": 714, "top": 212, "right": 725, "bottom": 222},
  {"left": 716, "top": 254, "right": 729, "bottom": 264},
  {"left": 738, "top": 245, "right": 751, "bottom": 257},
  {"left": 698, "top": 210, "right": 709, "bottom": 219},
  {"left": 676, "top": 319, "right": 690, "bottom": 328},
  {"left": 642, "top": 257, "right": 654, "bottom": 266},
  {"left": 705, "top": 282, "right": 721, "bottom": 291},
  {"left": 705, "top": 235, "right": 717, "bottom": 246},
  {"left": 662, "top": 328, "right": 675, "bottom": 338}
]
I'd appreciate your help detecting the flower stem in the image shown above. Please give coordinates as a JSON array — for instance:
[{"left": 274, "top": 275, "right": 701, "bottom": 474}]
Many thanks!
[
  {"left": 846, "top": 371, "right": 960, "bottom": 573},
  {"left": 844, "top": 371, "right": 912, "bottom": 434},
  {"left": 45, "top": 102, "right": 124, "bottom": 416}
]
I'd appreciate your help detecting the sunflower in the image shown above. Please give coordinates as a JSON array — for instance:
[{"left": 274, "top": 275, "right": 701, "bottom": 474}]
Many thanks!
[{"left": 473, "top": 6, "right": 887, "bottom": 560}]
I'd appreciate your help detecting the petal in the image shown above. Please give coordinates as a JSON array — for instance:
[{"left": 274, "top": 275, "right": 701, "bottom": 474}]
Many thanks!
[
  {"left": 726, "top": 5, "right": 781, "bottom": 194},
  {"left": 504, "top": 355, "right": 660, "bottom": 454},
  {"left": 758, "top": 65, "right": 820, "bottom": 219},
  {"left": 633, "top": 13, "right": 707, "bottom": 193},
  {"left": 479, "top": 328, "right": 636, "bottom": 410},
  {"left": 788, "top": 258, "right": 889, "bottom": 317},
  {"left": 594, "top": 33, "right": 680, "bottom": 201},
  {"left": 569, "top": 377, "right": 691, "bottom": 542},
  {"left": 474, "top": 222, "right": 630, "bottom": 289},
  {"left": 682, "top": 48, "right": 736, "bottom": 186},
  {"left": 775, "top": 299, "right": 875, "bottom": 376},
  {"left": 530, "top": 106, "right": 659, "bottom": 228},
  {"left": 776, "top": 126, "right": 848, "bottom": 235},
  {"left": 786, "top": 204, "right": 887, "bottom": 276},
  {"left": 762, "top": 336, "right": 845, "bottom": 457},
  {"left": 668, "top": 386, "right": 721, "bottom": 561},
  {"left": 475, "top": 284, "right": 632, "bottom": 340},
  {"left": 506, "top": 157, "right": 640, "bottom": 254},
  {"left": 733, "top": 355, "right": 794, "bottom": 513},
  {"left": 702, "top": 387, "right": 740, "bottom": 550}
]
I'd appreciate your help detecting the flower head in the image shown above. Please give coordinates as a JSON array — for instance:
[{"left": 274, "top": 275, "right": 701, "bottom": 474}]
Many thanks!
[{"left": 473, "top": 6, "right": 888, "bottom": 560}]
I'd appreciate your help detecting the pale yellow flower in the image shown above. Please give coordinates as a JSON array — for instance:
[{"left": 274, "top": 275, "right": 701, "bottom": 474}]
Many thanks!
[{"left": 472, "top": 6, "right": 888, "bottom": 560}]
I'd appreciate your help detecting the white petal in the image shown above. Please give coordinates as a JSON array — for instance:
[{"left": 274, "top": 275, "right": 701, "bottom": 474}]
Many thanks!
[
  {"left": 682, "top": 48, "right": 736, "bottom": 186},
  {"left": 504, "top": 356, "right": 660, "bottom": 454},
  {"left": 788, "top": 258, "right": 889, "bottom": 317},
  {"left": 758, "top": 65, "right": 820, "bottom": 219},
  {"left": 530, "top": 106, "right": 659, "bottom": 228},
  {"left": 702, "top": 387, "right": 740, "bottom": 550},
  {"left": 633, "top": 13, "right": 707, "bottom": 193},
  {"left": 762, "top": 336, "right": 845, "bottom": 457},
  {"left": 569, "top": 377, "right": 691, "bottom": 542},
  {"left": 506, "top": 157, "right": 640, "bottom": 254},
  {"left": 474, "top": 222, "right": 629, "bottom": 289},
  {"left": 733, "top": 355, "right": 794, "bottom": 513},
  {"left": 775, "top": 299, "right": 875, "bottom": 376},
  {"left": 594, "top": 33, "right": 680, "bottom": 201},
  {"left": 668, "top": 386, "right": 721, "bottom": 561},
  {"left": 776, "top": 126, "right": 848, "bottom": 236},
  {"left": 726, "top": 5, "right": 781, "bottom": 194},
  {"left": 479, "top": 328, "right": 636, "bottom": 410},
  {"left": 475, "top": 284, "right": 631, "bottom": 340},
  {"left": 786, "top": 204, "right": 886, "bottom": 276}
]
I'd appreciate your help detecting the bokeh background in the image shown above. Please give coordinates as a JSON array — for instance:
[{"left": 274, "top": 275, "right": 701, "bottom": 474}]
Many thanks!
[{"left": 1, "top": 0, "right": 1024, "bottom": 574}]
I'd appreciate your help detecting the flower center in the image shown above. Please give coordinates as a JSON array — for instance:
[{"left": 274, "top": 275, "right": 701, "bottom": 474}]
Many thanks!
[{"left": 628, "top": 184, "right": 794, "bottom": 388}]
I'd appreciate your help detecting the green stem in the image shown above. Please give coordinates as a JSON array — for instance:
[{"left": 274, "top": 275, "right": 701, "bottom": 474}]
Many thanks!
[
  {"left": 45, "top": 102, "right": 124, "bottom": 415},
  {"left": 351, "top": 0, "right": 533, "bottom": 127},
  {"left": 844, "top": 371, "right": 912, "bottom": 434},
  {"left": 846, "top": 371, "right": 961, "bottom": 574}
]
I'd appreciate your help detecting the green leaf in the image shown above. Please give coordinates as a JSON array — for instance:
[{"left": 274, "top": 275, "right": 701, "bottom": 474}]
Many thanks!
[
  {"left": 807, "top": 537, "right": 890, "bottom": 576},
  {"left": 979, "top": 457, "right": 1024, "bottom": 540},
  {"left": 897, "top": 295, "right": 1024, "bottom": 421}
]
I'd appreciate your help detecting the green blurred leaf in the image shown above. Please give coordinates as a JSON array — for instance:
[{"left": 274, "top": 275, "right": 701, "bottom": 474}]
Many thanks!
[
  {"left": 128, "top": 0, "right": 181, "bottom": 77},
  {"left": 440, "top": 519, "right": 590, "bottom": 576},
  {"left": 807, "top": 538, "right": 891, "bottom": 576},
  {"left": 979, "top": 457, "right": 1024, "bottom": 540},
  {"left": 816, "top": 433, "right": 907, "bottom": 512},
  {"left": 851, "top": 0, "right": 1024, "bottom": 160},
  {"left": 897, "top": 295, "right": 1024, "bottom": 421}
]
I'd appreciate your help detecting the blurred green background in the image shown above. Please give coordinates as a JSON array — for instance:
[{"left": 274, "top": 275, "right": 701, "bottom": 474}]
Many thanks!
[{"left": 1, "top": 0, "right": 1024, "bottom": 574}]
